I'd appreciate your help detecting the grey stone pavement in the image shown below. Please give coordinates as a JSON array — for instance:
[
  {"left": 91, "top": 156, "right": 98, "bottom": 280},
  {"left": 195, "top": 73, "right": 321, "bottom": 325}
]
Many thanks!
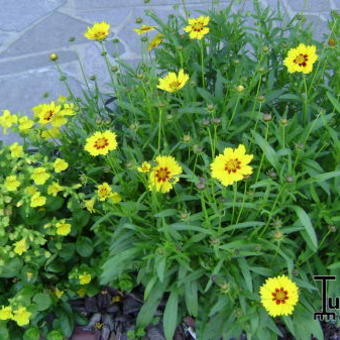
[{"left": 0, "top": 0, "right": 338, "bottom": 144}]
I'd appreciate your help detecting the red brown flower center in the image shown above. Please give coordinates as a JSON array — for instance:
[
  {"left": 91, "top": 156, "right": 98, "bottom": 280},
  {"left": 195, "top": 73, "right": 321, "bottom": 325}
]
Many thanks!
[
  {"left": 293, "top": 54, "right": 308, "bottom": 67},
  {"left": 224, "top": 158, "right": 241, "bottom": 174},
  {"left": 272, "top": 287, "right": 289, "bottom": 304},
  {"left": 155, "top": 167, "right": 171, "bottom": 182},
  {"left": 43, "top": 110, "right": 55, "bottom": 121},
  {"left": 192, "top": 22, "right": 204, "bottom": 32},
  {"left": 94, "top": 137, "right": 109, "bottom": 149},
  {"left": 169, "top": 81, "right": 182, "bottom": 90},
  {"left": 94, "top": 31, "right": 106, "bottom": 39}
]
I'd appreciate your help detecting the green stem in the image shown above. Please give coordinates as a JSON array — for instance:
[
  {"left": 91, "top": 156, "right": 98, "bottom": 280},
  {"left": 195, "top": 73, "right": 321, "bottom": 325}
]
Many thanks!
[
  {"left": 200, "top": 40, "right": 205, "bottom": 88},
  {"left": 302, "top": 76, "right": 308, "bottom": 124}
]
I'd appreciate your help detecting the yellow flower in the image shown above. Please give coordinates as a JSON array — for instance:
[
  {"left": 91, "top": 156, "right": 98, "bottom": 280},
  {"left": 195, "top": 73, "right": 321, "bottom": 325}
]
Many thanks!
[
  {"left": 97, "top": 182, "right": 112, "bottom": 201},
  {"left": 210, "top": 144, "right": 253, "bottom": 186},
  {"left": 33, "top": 102, "right": 62, "bottom": 126},
  {"left": 0, "top": 110, "right": 18, "bottom": 134},
  {"left": 79, "top": 273, "right": 92, "bottom": 285},
  {"left": 31, "top": 167, "right": 50, "bottom": 185},
  {"left": 56, "top": 220, "right": 71, "bottom": 236},
  {"left": 61, "top": 103, "right": 76, "bottom": 116},
  {"left": 260, "top": 275, "right": 299, "bottom": 317},
  {"left": 283, "top": 43, "right": 318, "bottom": 74},
  {"left": 47, "top": 182, "right": 63, "bottom": 196},
  {"left": 157, "top": 69, "right": 189, "bottom": 93},
  {"left": 84, "top": 130, "right": 118, "bottom": 156},
  {"left": 18, "top": 116, "right": 34, "bottom": 131},
  {"left": 77, "top": 288, "right": 87, "bottom": 297},
  {"left": 148, "top": 33, "right": 164, "bottom": 51},
  {"left": 53, "top": 158, "right": 69, "bottom": 173},
  {"left": 41, "top": 127, "right": 61, "bottom": 139},
  {"left": 137, "top": 161, "right": 151, "bottom": 173},
  {"left": 12, "top": 306, "right": 31, "bottom": 326},
  {"left": 84, "top": 22, "right": 110, "bottom": 40},
  {"left": 133, "top": 24, "right": 156, "bottom": 35},
  {"left": 109, "top": 192, "right": 122, "bottom": 204},
  {"left": 0, "top": 306, "right": 13, "bottom": 320},
  {"left": 54, "top": 287, "right": 64, "bottom": 299},
  {"left": 148, "top": 156, "right": 182, "bottom": 193},
  {"left": 30, "top": 193, "right": 46, "bottom": 208},
  {"left": 4, "top": 175, "right": 21, "bottom": 191},
  {"left": 84, "top": 198, "right": 96, "bottom": 213},
  {"left": 9, "top": 143, "right": 24, "bottom": 158},
  {"left": 14, "top": 239, "right": 28, "bottom": 255},
  {"left": 25, "top": 185, "right": 38, "bottom": 196},
  {"left": 184, "top": 16, "right": 210, "bottom": 40}
]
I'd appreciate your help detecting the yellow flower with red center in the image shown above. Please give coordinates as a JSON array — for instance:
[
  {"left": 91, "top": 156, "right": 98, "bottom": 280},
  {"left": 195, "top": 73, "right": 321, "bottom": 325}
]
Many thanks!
[
  {"left": 33, "top": 102, "right": 63, "bottom": 126},
  {"left": 9, "top": 143, "right": 24, "bottom": 158},
  {"left": 12, "top": 306, "right": 31, "bottom": 326},
  {"left": 0, "top": 110, "right": 18, "bottom": 134},
  {"left": 56, "top": 220, "right": 71, "bottom": 236},
  {"left": 260, "top": 275, "right": 299, "bottom": 317},
  {"left": 157, "top": 69, "right": 189, "bottom": 93},
  {"left": 148, "top": 33, "right": 164, "bottom": 51},
  {"left": 148, "top": 156, "right": 182, "bottom": 193},
  {"left": 84, "top": 130, "right": 118, "bottom": 156},
  {"left": 30, "top": 192, "right": 46, "bottom": 207},
  {"left": 47, "top": 182, "right": 63, "bottom": 196},
  {"left": 283, "top": 43, "right": 318, "bottom": 74},
  {"left": 14, "top": 239, "right": 28, "bottom": 255},
  {"left": 4, "top": 175, "right": 21, "bottom": 191},
  {"left": 18, "top": 116, "right": 34, "bottom": 131},
  {"left": 53, "top": 158, "right": 69, "bottom": 173},
  {"left": 97, "top": 183, "right": 112, "bottom": 201},
  {"left": 84, "top": 22, "right": 110, "bottom": 40},
  {"left": 184, "top": 16, "right": 210, "bottom": 40},
  {"left": 210, "top": 144, "right": 253, "bottom": 186},
  {"left": 133, "top": 24, "right": 156, "bottom": 35},
  {"left": 31, "top": 167, "right": 50, "bottom": 185},
  {"left": 0, "top": 306, "right": 13, "bottom": 320},
  {"left": 79, "top": 272, "right": 92, "bottom": 285},
  {"left": 137, "top": 161, "right": 151, "bottom": 173}
]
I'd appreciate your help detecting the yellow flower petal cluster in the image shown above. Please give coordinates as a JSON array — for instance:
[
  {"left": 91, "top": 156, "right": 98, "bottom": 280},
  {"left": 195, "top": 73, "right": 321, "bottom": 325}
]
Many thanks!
[
  {"left": 84, "top": 130, "right": 118, "bottom": 156},
  {"left": 148, "top": 33, "right": 164, "bottom": 51},
  {"left": 148, "top": 156, "right": 182, "bottom": 193},
  {"left": 18, "top": 116, "right": 34, "bottom": 131},
  {"left": 283, "top": 43, "right": 318, "bottom": 74},
  {"left": 157, "top": 69, "right": 189, "bottom": 93},
  {"left": 260, "top": 275, "right": 299, "bottom": 317},
  {"left": 4, "top": 175, "right": 21, "bottom": 191},
  {"left": 48, "top": 182, "right": 63, "bottom": 196},
  {"left": 133, "top": 24, "right": 155, "bottom": 35},
  {"left": 53, "top": 158, "right": 69, "bottom": 173},
  {"left": 184, "top": 16, "right": 210, "bottom": 40},
  {"left": 54, "top": 287, "right": 64, "bottom": 299},
  {"left": 31, "top": 167, "right": 50, "bottom": 185},
  {"left": 109, "top": 192, "right": 122, "bottom": 204},
  {"left": 84, "top": 22, "right": 110, "bottom": 40},
  {"left": 12, "top": 306, "right": 31, "bottom": 326},
  {"left": 33, "top": 101, "right": 65, "bottom": 127},
  {"left": 84, "top": 198, "right": 96, "bottom": 213},
  {"left": 14, "top": 239, "right": 28, "bottom": 255},
  {"left": 9, "top": 143, "right": 24, "bottom": 158},
  {"left": 30, "top": 192, "right": 46, "bottom": 208},
  {"left": 79, "top": 272, "right": 92, "bottom": 285},
  {"left": 0, "top": 306, "right": 13, "bottom": 320},
  {"left": 97, "top": 182, "right": 112, "bottom": 201},
  {"left": 137, "top": 161, "right": 151, "bottom": 173},
  {"left": 0, "top": 110, "right": 18, "bottom": 134},
  {"left": 210, "top": 144, "right": 253, "bottom": 186},
  {"left": 56, "top": 220, "right": 71, "bottom": 236}
]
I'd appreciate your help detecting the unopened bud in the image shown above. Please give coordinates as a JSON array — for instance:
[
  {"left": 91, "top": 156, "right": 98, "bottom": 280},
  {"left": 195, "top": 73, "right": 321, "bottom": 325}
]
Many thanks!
[
  {"left": 135, "top": 17, "right": 143, "bottom": 24},
  {"left": 236, "top": 85, "right": 245, "bottom": 92},
  {"left": 263, "top": 113, "right": 272, "bottom": 122},
  {"left": 49, "top": 53, "right": 58, "bottom": 61}
]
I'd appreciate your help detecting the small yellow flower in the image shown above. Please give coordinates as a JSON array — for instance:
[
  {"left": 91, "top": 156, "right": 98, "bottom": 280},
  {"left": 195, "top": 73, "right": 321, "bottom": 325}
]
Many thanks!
[
  {"left": 260, "top": 275, "right": 299, "bottom": 317},
  {"left": 0, "top": 306, "right": 13, "bottom": 320},
  {"left": 53, "top": 158, "right": 69, "bottom": 173},
  {"left": 77, "top": 288, "right": 87, "bottom": 297},
  {"left": 30, "top": 193, "right": 46, "bottom": 208},
  {"left": 84, "top": 130, "right": 118, "bottom": 156},
  {"left": 97, "top": 182, "right": 112, "bottom": 201},
  {"left": 12, "top": 306, "right": 31, "bottom": 326},
  {"left": 25, "top": 185, "right": 38, "bottom": 196},
  {"left": 56, "top": 220, "right": 71, "bottom": 236},
  {"left": 54, "top": 287, "right": 64, "bottom": 299},
  {"left": 210, "top": 144, "right": 253, "bottom": 186},
  {"left": 184, "top": 16, "right": 210, "bottom": 40},
  {"left": 137, "top": 161, "right": 151, "bottom": 173},
  {"left": 133, "top": 24, "right": 155, "bottom": 35},
  {"left": 0, "top": 110, "right": 18, "bottom": 134},
  {"left": 148, "top": 33, "right": 164, "bottom": 51},
  {"left": 283, "top": 43, "right": 318, "bottom": 74},
  {"left": 18, "top": 116, "right": 34, "bottom": 131},
  {"left": 4, "top": 175, "right": 21, "bottom": 191},
  {"left": 84, "top": 22, "right": 110, "bottom": 40},
  {"left": 148, "top": 156, "right": 182, "bottom": 193},
  {"left": 79, "top": 273, "right": 92, "bottom": 285},
  {"left": 31, "top": 167, "right": 50, "bottom": 185},
  {"left": 47, "top": 182, "right": 63, "bottom": 197},
  {"left": 157, "top": 69, "right": 189, "bottom": 93},
  {"left": 9, "top": 143, "right": 24, "bottom": 158},
  {"left": 14, "top": 239, "right": 28, "bottom": 255},
  {"left": 109, "top": 192, "right": 122, "bottom": 204},
  {"left": 41, "top": 127, "right": 61, "bottom": 139},
  {"left": 33, "top": 102, "right": 62, "bottom": 126},
  {"left": 84, "top": 198, "right": 96, "bottom": 213}
]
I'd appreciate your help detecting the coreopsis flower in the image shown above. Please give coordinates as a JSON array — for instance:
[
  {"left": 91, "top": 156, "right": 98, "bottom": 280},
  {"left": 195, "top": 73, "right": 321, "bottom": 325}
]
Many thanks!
[
  {"left": 0, "top": 110, "right": 18, "bottom": 134},
  {"left": 14, "top": 239, "right": 28, "bottom": 255},
  {"left": 84, "top": 198, "right": 96, "bottom": 213},
  {"left": 18, "top": 116, "right": 34, "bottom": 131},
  {"left": 260, "top": 275, "right": 299, "bottom": 317},
  {"left": 148, "top": 156, "right": 182, "bottom": 193},
  {"left": 84, "top": 130, "right": 118, "bottom": 156},
  {"left": 137, "top": 161, "right": 151, "bottom": 173},
  {"left": 30, "top": 193, "right": 46, "bottom": 208},
  {"left": 41, "top": 127, "right": 61, "bottom": 139},
  {"left": 79, "top": 272, "right": 92, "bottom": 285},
  {"left": 184, "top": 16, "right": 210, "bottom": 40},
  {"left": 283, "top": 43, "right": 318, "bottom": 74},
  {"left": 12, "top": 306, "right": 31, "bottom": 326},
  {"left": 0, "top": 306, "right": 13, "bottom": 320},
  {"left": 84, "top": 22, "right": 110, "bottom": 40},
  {"left": 56, "top": 220, "right": 71, "bottom": 236},
  {"left": 157, "top": 69, "right": 189, "bottom": 93},
  {"left": 210, "top": 144, "right": 253, "bottom": 186},
  {"left": 53, "top": 158, "right": 69, "bottom": 173},
  {"left": 148, "top": 33, "right": 164, "bottom": 51},
  {"left": 109, "top": 192, "right": 122, "bottom": 204},
  {"left": 97, "top": 182, "right": 112, "bottom": 201},
  {"left": 33, "top": 102, "right": 63, "bottom": 126},
  {"left": 47, "top": 182, "right": 63, "bottom": 197},
  {"left": 4, "top": 175, "right": 21, "bottom": 191},
  {"left": 31, "top": 167, "right": 50, "bottom": 185},
  {"left": 133, "top": 24, "right": 155, "bottom": 35},
  {"left": 9, "top": 143, "right": 24, "bottom": 158}
]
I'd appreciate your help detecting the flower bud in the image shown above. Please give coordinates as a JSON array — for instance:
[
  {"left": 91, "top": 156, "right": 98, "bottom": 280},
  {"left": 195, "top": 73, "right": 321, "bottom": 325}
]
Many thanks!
[
  {"left": 183, "top": 134, "right": 191, "bottom": 142},
  {"left": 89, "top": 75, "right": 97, "bottom": 81},
  {"left": 49, "top": 53, "right": 58, "bottom": 61},
  {"left": 273, "top": 231, "right": 284, "bottom": 240},
  {"left": 257, "top": 95, "right": 265, "bottom": 102},
  {"left": 280, "top": 118, "right": 288, "bottom": 126},
  {"left": 207, "top": 104, "right": 215, "bottom": 111},
  {"left": 286, "top": 176, "right": 294, "bottom": 183},
  {"left": 135, "top": 17, "right": 143, "bottom": 24},
  {"left": 328, "top": 39, "right": 336, "bottom": 47},
  {"left": 263, "top": 113, "right": 272, "bottom": 122}
]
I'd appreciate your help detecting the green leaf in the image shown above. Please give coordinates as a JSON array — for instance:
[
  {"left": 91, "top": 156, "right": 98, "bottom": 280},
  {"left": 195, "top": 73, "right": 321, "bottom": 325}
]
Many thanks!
[
  {"left": 0, "top": 322, "right": 9, "bottom": 340},
  {"left": 163, "top": 290, "right": 178, "bottom": 340},
  {"left": 24, "top": 327, "right": 40, "bottom": 340},
  {"left": 46, "top": 330, "right": 64, "bottom": 340},
  {"left": 154, "top": 209, "right": 177, "bottom": 218},
  {"left": 327, "top": 92, "right": 340, "bottom": 113},
  {"left": 76, "top": 236, "right": 94, "bottom": 257},
  {"left": 238, "top": 258, "right": 253, "bottom": 292},
  {"left": 327, "top": 262, "right": 340, "bottom": 270},
  {"left": 0, "top": 257, "right": 22, "bottom": 278},
  {"left": 156, "top": 257, "right": 166, "bottom": 282},
  {"left": 185, "top": 281, "right": 198, "bottom": 317},
  {"left": 252, "top": 131, "right": 279, "bottom": 170},
  {"left": 33, "top": 293, "right": 52, "bottom": 311}
]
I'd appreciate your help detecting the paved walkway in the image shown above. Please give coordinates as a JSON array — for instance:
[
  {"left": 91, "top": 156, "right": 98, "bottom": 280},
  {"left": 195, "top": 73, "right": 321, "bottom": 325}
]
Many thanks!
[{"left": 0, "top": 0, "right": 338, "bottom": 144}]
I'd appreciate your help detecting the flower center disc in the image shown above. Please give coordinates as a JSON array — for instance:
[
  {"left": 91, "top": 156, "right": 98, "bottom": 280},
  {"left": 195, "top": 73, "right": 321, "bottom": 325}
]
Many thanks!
[
  {"left": 94, "top": 31, "right": 106, "bottom": 39},
  {"left": 94, "top": 137, "right": 109, "bottom": 149},
  {"left": 224, "top": 158, "right": 241, "bottom": 173},
  {"left": 169, "top": 81, "right": 181, "bottom": 90},
  {"left": 192, "top": 22, "right": 204, "bottom": 32},
  {"left": 156, "top": 167, "right": 171, "bottom": 182},
  {"left": 44, "top": 110, "right": 55, "bottom": 121},
  {"left": 272, "top": 287, "right": 289, "bottom": 304},
  {"left": 294, "top": 54, "right": 308, "bottom": 67}
]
